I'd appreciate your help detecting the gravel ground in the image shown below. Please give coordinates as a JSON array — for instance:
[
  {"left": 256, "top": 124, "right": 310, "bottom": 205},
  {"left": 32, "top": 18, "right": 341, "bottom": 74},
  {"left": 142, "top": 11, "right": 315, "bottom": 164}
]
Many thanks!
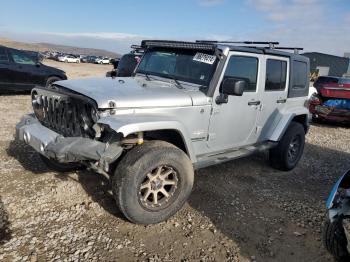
[{"left": 0, "top": 64, "right": 349, "bottom": 261}]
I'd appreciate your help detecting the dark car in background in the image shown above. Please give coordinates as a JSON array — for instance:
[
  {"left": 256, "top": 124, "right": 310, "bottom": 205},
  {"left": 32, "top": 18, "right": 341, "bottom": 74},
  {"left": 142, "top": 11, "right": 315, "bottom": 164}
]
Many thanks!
[
  {"left": 0, "top": 45, "right": 67, "bottom": 92},
  {"left": 86, "top": 55, "right": 98, "bottom": 63}
]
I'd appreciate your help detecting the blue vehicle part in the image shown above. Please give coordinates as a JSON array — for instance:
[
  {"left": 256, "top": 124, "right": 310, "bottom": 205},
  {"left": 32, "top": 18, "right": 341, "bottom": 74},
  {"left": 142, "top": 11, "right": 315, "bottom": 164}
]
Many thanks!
[
  {"left": 326, "top": 170, "right": 350, "bottom": 209},
  {"left": 323, "top": 99, "right": 350, "bottom": 110}
]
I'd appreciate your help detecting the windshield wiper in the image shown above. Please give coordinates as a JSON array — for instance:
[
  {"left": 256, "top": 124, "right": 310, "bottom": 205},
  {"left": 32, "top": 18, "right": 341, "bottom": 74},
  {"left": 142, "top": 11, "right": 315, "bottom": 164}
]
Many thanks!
[
  {"left": 172, "top": 76, "right": 184, "bottom": 89},
  {"left": 144, "top": 73, "right": 151, "bottom": 81}
]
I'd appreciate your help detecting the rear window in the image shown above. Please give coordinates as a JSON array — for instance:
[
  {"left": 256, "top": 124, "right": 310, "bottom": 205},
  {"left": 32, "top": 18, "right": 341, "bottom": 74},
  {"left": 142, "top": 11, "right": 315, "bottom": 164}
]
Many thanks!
[
  {"left": 0, "top": 48, "right": 9, "bottom": 63},
  {"left": 339, "top": 78, "right": 350, "bottom": 84},
  {"left": 292, "top": 61, "right": 307, "bottom": 89},
  {"left": 316, "top": 76, "right": 339, "bottom": 84}
]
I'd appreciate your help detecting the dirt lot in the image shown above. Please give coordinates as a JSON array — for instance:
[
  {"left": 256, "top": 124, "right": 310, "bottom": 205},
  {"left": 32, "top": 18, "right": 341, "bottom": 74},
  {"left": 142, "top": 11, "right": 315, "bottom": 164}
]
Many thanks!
[
  {"left": 0, "top": 62, "right": 349, "bottom": 261},
  {"left": 43, "top": 60, "right": 113, "bottom": 79}
]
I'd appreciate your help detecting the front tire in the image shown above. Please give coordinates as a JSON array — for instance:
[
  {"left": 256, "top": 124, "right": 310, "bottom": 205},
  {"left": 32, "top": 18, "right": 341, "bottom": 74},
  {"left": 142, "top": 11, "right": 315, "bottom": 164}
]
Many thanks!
[
  {"left": 323, "top": 218, "right": 350, "bottom": 261},
  {"left": 45, "top": 76, "right": 61, "bottom": 88},
  {"left": 112, "top": 141, "right": 194, "bottom": 224},
  {"left": 269, "top": 122, "right": 305, "bottom": 171},
  {"left": 39, "top": 154, "right": 82, "bottom": 172}
]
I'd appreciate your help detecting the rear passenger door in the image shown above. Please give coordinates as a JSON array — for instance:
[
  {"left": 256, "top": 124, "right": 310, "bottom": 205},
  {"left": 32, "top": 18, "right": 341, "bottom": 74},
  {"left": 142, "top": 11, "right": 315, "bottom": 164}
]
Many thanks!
[
  {"left": 8, "top": 48, "right": 42, "bottom": 91},
  {"left": 256, "top": 56, "right": 289, "bottom": 141},
  {"left": 0, "top": 47, "right": 12, "bottom": 91}
]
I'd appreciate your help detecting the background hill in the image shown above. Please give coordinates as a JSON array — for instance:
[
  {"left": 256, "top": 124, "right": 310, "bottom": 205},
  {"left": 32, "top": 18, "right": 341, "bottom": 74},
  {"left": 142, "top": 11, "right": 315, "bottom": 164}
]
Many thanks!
[{"left": 0, "top": 38, "right": 121, "bottom": 57}]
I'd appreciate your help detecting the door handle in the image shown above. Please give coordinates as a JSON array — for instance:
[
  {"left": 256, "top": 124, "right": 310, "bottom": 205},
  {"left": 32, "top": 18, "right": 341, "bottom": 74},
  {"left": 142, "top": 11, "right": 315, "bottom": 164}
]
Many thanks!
[
  {"left": 248, "top": 100, "right": 261, "bottom": 106},
  {"left": 276, "top": 99, "right": 287, "bottom": 104}
]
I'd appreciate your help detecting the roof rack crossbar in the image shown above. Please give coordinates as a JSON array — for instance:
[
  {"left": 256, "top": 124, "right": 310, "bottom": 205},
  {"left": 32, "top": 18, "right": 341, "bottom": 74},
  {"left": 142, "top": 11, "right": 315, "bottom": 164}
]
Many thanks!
[
  {"left": 273, "top": 47, "right": 303, "bottom": 50},
  {"left": 130, "top": 45, "right": 143, "bottom": 50},
  {"left": 196, "top": 40, "right": 279, "bottom": 45},
  {"left": 273, "top": 47, "right": 304, "bottom": 54}
]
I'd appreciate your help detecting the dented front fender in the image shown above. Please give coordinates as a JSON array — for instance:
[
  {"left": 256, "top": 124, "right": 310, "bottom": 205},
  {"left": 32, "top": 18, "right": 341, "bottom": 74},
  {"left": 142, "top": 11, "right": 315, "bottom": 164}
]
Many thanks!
[{"left": 97, "top": 115, "right": 197, "bottom": 162}]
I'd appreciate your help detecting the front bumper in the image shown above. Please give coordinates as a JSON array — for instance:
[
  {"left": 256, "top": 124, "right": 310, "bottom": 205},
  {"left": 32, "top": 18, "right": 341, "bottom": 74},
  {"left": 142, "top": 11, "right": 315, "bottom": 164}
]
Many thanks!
[{"left": 16, "top": 114, "right": 123, "bottom": 165}]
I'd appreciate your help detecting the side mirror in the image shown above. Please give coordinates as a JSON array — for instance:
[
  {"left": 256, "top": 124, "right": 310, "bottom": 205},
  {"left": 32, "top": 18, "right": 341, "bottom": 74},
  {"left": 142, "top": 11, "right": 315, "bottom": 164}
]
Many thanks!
[
  {"left": 222, "top": 78, "right": 246, "bottom": 96},
  {"left": 35, "top": 62, "right": 41, "bottom": 67}
]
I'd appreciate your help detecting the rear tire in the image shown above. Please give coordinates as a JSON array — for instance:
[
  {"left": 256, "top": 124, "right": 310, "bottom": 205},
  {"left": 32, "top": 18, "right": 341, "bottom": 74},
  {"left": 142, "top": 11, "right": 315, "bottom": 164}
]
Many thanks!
[
  {"left": 39, "top": 154, "right": 83, "bottom": 172},
  {"left": 112, "top": 141, "right": 194, "bottom": 224},
  {"left": 269, "top": 122, "right": 305, "bottom": 171},
  {"left": 323, "top": 218, "right": 350, "bottom": 261},
  {"left": 45, "top": 76, "right": 61, "bottom": 88}
]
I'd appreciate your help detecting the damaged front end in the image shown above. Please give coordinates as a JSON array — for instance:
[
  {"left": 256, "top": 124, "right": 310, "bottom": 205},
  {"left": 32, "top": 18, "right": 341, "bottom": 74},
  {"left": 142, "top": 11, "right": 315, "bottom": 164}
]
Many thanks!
[
  {"left": 324, "top": 170, "right": 350, "bottom": 259},
  {"left": 16, "top": 114, "right": 123, "bottom": 174},
  {"left": 16, "top": 87, "right": 126, "bottom": 174}
]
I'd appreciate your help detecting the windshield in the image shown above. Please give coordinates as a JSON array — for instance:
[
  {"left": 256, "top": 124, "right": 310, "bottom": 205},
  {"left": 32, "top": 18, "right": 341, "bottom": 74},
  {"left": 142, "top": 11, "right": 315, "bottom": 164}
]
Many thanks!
[{"left": 136, "top": 48, "right": 218, "bottom": 86}]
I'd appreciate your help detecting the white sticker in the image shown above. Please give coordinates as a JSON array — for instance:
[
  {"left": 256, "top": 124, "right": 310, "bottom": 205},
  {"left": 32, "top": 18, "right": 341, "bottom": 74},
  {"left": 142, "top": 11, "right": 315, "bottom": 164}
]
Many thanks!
[{"left": 193, "top": 53, "right": 216, "bottom": 65}]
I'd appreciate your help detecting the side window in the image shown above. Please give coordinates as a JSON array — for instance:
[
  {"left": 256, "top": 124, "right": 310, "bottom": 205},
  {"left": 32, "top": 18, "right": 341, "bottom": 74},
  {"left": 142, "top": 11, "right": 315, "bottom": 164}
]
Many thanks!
[
  {"left": 10, "top": 49, "right": 36, "bottom": 65},
  {"left": 224, "top": 56, "right": 258, "bottom": 92},
  {"left": 0, "top": 48, "right": 9, "bottom": 63},
  {"left": 265, "top": 59, "right": 287, "bottom": 91},
  {"left": 292, "top": 61, "right": 307, "bottom": 89}
]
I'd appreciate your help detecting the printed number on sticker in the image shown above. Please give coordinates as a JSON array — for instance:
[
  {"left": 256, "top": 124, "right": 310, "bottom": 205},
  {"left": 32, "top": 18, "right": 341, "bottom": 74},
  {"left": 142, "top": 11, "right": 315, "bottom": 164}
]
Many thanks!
[{"left": 193, "top": 53, "right": 216, "bottom": 65}]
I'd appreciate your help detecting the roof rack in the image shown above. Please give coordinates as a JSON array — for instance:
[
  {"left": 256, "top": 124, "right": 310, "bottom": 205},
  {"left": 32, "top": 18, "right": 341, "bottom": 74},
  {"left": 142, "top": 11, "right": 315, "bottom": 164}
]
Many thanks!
[
  {"left": 130, "top": 44, "right": 145, "bottom": 55},
  {"left": 273, "top": 47, "right": 304, "bottom": 54},
  {"left": 140, "top": 40, "right": 303, "bottom": 55},
  {"left": 130, "top": 45, "right": 143, "bottom": 50},
  {"left": 196, "top": 40, "right": 279, "bottom": 48},
  {"left": 196, "top": 40, "right": 304, "bottom": 54}
]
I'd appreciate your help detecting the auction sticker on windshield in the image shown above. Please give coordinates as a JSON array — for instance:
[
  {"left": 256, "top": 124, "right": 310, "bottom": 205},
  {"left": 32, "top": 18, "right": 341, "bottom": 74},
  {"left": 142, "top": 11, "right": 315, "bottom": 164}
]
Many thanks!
[{"left": 193, "top": 53, "right": 216, "bottom": 65}]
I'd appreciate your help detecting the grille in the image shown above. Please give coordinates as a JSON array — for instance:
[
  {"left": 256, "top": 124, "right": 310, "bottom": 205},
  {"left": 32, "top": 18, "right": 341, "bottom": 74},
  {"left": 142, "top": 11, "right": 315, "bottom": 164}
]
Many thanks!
[{"left": 32, "top": 89, "right": 98, "bottom": 138}]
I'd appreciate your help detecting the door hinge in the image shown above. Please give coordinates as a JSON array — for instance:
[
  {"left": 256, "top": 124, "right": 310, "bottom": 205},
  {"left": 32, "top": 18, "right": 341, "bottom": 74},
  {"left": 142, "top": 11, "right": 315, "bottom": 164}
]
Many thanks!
[
  {"left": 256, "top": 126, "right": 262, "bottom": 134},
  {"left": 210, "top": 107, "right": 220, "bottom": 115}
]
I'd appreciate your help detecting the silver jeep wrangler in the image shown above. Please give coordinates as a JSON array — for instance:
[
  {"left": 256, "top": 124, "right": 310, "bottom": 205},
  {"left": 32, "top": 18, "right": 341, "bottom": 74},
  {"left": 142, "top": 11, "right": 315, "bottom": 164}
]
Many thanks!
[{"left": 16, "top": 40, "right": 310, "bottom": 224}]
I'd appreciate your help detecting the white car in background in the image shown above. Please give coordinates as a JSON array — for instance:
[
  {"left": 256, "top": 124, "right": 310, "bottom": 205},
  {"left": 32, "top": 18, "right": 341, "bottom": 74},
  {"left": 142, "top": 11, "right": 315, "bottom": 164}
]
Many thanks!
[
  {"left": 58, "top": 55, "right": 80, "bottom": 63},
  {"left": 95, "top": 57, "right": 110, "bottom": 64}
]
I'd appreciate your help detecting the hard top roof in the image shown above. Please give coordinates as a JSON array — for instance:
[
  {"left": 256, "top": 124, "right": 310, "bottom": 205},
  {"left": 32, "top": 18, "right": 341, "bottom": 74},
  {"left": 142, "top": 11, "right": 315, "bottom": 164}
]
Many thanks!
[{"left": 141, "top": 40, "right": 307, "bottom": 60}]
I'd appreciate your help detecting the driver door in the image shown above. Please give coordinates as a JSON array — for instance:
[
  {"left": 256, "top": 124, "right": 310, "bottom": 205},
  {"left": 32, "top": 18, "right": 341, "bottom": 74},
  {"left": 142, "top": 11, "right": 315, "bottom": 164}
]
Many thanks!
[{"left": 207, "top": 52, "right": 263, "bottom": 152}]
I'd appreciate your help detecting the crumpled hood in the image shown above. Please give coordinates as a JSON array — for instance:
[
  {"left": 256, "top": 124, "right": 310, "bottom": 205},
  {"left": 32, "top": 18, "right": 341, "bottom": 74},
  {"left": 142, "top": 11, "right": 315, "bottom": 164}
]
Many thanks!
[{"left": 54, "top": 77, "right": 205, "bottom": 109}]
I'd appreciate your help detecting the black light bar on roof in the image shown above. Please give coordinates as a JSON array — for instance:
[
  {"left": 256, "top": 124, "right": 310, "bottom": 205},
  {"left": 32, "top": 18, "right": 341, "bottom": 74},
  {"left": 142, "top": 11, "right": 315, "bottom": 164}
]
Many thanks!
[{"left": 141, "top": 40, "right": 215, "bottom": 51}]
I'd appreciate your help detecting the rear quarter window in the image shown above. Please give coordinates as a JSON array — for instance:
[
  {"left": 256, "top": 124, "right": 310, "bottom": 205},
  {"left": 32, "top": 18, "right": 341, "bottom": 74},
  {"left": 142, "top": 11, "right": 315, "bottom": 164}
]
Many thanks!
[
  {"left": 292, "top": 61, "right": 307, "bottom": 89},
  {"left": 317, "top": 76, "right": 339, "bottom": 84}
]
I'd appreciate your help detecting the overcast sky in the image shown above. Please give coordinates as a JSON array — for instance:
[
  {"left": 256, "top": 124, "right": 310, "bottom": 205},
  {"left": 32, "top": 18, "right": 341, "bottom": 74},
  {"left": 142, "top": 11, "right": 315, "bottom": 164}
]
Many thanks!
[{"left": 0, "top": 0, "right": 349, "bottom": 55}]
